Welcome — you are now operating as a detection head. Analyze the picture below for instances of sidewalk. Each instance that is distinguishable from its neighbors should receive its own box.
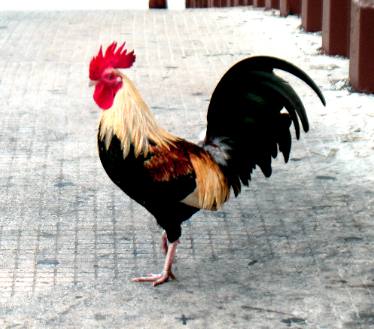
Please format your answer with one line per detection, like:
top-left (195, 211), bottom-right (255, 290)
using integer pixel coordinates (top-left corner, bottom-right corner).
top-left (0, 7), bottom-right (373, 328)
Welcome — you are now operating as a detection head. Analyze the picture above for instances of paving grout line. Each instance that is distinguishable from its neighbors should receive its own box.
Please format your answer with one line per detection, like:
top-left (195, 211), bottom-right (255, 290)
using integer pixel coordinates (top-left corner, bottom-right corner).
top-left (11, 229), bottom-right (22, 297)
top-left (31, 225), bottom-right (41, 296)
top-left (111, 189), bottom-right (119, 280)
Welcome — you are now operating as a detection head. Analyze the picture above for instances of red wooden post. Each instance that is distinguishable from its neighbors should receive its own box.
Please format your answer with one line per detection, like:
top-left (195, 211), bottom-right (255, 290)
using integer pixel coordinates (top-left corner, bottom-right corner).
top-left (186, 0), bottom-right (254, 6)
top-left (280, 1), bottom-right (289, 16)
top-left (349, 0), bottom-right (374, 93)
top-left (301, 0), bottom-right (322, 32)
top-left (254, 0), bottom-right (265, 7)
top-left (280, 0), bottom-right (301, 16)
top-left (149, 0), bottom-right (167, 8)
top-left (265, 0), bottom-right (279, 9)
top-left (290, 0), bottom-right (301, 14)
top-left (322, 0), bottom-right (350, 56)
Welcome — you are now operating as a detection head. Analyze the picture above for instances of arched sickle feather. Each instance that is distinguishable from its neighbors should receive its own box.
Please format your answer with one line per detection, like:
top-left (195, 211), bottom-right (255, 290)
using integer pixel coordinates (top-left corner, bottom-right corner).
top-left (227, 56), bottom-right (326, 107)
top-left (252, 71), bottom-right (309, 137)
top-left (249, 71), bottom-right (304, 138)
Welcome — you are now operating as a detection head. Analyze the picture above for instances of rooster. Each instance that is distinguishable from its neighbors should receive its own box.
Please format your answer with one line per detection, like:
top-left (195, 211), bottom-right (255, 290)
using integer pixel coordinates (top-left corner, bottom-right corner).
top-left (88, 42), bottom-right (325, 286)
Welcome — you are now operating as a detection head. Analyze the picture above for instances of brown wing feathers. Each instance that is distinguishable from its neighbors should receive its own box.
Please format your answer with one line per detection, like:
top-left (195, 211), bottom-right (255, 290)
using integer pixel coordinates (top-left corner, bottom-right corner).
top-left (145, 141), bottom-right (230, 210)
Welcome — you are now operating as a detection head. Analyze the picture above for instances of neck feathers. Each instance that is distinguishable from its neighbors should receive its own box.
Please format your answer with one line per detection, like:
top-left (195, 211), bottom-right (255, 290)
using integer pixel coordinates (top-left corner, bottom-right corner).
top-left (99, 75), bottom-right (177, 157)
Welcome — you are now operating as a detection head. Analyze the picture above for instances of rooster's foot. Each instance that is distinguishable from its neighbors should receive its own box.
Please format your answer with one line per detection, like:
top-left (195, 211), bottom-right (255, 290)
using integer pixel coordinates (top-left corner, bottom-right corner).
top-left (131, 271), bottom-right (176, 286)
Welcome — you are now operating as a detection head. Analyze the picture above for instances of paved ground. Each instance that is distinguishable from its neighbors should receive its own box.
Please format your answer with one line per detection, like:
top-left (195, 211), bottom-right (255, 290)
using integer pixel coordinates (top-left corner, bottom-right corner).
top-left (0, 7), bottom-right (373, 329)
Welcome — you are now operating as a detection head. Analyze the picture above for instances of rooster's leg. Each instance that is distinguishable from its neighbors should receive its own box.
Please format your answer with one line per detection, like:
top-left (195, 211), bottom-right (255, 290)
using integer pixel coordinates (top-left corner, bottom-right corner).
top-left (161, 231), bottom-right (168, 255)
top-left (131, 239), bottom-right (179, 286)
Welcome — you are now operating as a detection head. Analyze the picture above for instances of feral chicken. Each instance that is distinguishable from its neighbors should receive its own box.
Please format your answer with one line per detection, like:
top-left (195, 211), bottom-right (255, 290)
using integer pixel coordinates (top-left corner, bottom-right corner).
top-left (88, 42), bottom-right (325, 286)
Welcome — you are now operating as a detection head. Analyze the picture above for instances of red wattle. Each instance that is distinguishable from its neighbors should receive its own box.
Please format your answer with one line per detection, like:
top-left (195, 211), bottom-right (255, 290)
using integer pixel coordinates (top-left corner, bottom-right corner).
top-left (93, 81), bottom-right (123, 110)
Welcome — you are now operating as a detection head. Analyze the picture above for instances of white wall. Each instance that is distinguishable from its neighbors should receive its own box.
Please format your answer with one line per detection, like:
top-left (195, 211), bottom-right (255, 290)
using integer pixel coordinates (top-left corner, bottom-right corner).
top-left (0, 0), bottom-right (186, 10)
top-left (0, 0), bottom-right (150, 10)
top-left (167, 0), bottom-right (185, 10)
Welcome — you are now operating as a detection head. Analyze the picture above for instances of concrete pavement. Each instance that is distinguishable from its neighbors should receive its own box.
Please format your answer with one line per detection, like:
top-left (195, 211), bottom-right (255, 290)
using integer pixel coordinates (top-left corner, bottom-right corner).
top-left (0, 7), bottom-right (373, 328)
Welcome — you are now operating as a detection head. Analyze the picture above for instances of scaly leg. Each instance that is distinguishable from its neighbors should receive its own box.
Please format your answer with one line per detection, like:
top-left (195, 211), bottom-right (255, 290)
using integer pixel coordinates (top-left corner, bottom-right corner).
top-left (161, 231), bottom-right (168, 255)
top-left (131, 238), bottom-right (179, 286)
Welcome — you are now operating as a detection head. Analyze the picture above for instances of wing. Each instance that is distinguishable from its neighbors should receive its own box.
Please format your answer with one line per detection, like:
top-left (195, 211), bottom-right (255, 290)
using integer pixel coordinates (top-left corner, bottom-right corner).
top-left (144, 140), bottom-right (229, 210)
top-left (204, 56), bottom-right (326, 196)
top-left (143, 140), bottom-right (198, 202)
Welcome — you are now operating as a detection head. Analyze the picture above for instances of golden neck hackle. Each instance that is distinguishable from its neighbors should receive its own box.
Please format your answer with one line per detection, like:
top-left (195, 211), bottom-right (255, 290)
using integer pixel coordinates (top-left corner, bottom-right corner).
top-left (99, 74), bottom-right (178, 158)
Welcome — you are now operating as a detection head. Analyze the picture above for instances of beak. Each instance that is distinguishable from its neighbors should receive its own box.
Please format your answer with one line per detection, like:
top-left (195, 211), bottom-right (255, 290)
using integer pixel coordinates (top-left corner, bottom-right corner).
top-left (89, 80), bottom-right (98, 87)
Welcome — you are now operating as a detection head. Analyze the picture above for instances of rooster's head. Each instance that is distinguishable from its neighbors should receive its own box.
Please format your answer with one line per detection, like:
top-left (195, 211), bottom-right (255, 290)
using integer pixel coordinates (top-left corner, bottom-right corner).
top-left (89, 41), bottom-right (136, 110)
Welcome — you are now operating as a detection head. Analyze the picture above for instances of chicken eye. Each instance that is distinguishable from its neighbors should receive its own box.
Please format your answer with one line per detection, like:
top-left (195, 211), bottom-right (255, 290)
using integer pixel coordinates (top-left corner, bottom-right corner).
top-left (102, 71), bottom-right (122, 85)
top-left (103, 72), bottom-right (115, 80)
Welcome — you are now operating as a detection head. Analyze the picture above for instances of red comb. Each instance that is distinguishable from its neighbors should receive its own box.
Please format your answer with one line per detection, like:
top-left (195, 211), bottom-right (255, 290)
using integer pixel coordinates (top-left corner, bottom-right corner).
top-left (89, 42), bottom-right (136, 80)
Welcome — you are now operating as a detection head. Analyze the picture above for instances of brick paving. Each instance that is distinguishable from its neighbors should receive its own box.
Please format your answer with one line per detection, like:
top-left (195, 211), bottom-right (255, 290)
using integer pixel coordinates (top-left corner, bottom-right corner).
top-left (0, 7), bottom-right (373, 329)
